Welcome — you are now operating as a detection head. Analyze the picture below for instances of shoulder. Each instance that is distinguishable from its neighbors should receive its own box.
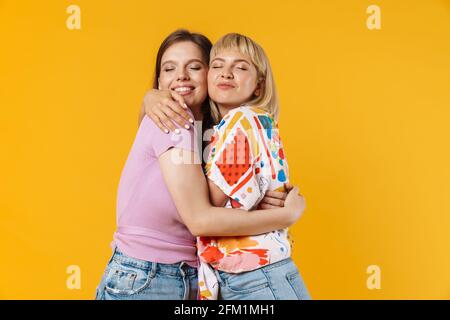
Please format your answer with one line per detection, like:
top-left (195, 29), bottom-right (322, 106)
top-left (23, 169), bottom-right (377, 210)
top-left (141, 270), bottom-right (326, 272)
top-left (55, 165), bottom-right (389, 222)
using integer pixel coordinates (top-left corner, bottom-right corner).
top-left (141, 114), bottom-right (197, 157)
top-left (216, 106), bottom-right (273, 131)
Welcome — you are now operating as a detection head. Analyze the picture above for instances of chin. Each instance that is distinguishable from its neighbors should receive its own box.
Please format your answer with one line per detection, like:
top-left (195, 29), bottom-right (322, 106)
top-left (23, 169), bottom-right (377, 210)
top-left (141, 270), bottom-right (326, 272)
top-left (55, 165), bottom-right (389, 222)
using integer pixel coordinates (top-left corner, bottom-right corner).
top-left (213, 95), bottom-right (234, 105)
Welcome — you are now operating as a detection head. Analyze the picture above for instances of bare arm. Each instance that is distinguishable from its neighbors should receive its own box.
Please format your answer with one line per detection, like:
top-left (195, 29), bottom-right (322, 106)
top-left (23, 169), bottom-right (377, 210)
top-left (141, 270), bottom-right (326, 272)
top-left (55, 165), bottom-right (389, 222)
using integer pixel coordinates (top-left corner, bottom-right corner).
top-left (208, 171), bottom-right (293, 209)
top-left (159, 148), bottom-right (305, 237)
top-left (207, 179), bottom-right (228, 207)
top-left (258, 184), bottom-right (293, 209)
top-left (207, 169), bottom-right (293, 209)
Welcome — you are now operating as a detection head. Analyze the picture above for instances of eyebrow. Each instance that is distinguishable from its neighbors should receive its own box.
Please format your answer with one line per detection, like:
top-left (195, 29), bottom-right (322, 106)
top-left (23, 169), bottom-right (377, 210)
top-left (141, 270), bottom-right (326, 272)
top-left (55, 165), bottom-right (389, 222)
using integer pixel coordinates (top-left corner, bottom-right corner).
top-left (211, 58), bottom-right (251, 65)
top-left (161, 59), bottom-right (205, 67)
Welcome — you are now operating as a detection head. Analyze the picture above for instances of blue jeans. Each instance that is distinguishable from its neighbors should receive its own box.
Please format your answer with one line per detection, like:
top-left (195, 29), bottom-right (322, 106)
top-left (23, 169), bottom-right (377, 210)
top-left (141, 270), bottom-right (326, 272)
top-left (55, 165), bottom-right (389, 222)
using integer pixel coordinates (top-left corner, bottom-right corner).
top-left (95, 247), bottom-right (198, 300)
top-left (214, 258), bottom-right (311, 300)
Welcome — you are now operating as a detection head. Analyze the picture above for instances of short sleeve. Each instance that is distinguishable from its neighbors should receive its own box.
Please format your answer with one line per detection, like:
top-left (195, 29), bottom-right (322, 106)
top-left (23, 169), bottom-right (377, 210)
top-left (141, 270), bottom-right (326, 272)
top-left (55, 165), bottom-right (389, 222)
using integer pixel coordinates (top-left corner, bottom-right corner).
top-left (206, 108), bottom-right (263, 210)
top-left (142, 112), bottom-right (198, 158)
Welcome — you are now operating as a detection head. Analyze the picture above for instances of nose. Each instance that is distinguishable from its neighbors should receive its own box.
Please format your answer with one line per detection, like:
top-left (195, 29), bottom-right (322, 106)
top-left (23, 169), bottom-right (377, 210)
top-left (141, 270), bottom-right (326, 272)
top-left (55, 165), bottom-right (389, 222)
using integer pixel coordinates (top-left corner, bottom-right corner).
top-left (176, 68), bottom-right (190, 81)
top-left (220, 67), bottom-right (233, 79)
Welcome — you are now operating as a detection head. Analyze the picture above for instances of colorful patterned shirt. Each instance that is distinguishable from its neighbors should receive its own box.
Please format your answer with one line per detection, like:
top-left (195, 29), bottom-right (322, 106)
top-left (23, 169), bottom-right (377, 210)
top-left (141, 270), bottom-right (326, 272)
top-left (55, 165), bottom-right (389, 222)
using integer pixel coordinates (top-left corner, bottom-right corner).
top-left (198, 106), bottom-right (292, 300)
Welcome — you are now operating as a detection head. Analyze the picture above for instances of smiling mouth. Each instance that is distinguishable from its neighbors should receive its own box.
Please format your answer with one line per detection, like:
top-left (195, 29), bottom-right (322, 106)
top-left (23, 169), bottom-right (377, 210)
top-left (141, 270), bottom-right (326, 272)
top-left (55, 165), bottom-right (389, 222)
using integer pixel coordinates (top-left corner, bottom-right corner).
top-left (172, 86), bottom-right (195, 95)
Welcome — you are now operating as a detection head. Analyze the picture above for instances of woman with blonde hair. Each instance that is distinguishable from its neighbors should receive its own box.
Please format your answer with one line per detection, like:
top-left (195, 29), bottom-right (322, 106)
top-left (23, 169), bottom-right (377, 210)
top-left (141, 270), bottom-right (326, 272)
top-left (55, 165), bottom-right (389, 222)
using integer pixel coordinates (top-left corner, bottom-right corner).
top-left (195, 33), bottom-right (311, 300)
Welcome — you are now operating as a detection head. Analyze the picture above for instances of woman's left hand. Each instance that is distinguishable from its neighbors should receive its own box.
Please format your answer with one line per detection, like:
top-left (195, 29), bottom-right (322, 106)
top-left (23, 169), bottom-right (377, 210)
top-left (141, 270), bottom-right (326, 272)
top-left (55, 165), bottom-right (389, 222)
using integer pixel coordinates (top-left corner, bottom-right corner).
top-left (257, 183), bottom-right (294, 209)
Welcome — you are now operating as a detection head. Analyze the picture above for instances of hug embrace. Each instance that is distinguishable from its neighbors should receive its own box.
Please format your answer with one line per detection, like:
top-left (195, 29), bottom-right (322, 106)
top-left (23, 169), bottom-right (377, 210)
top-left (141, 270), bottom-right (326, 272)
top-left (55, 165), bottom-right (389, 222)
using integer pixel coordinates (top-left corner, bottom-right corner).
top-left (95, 29), bottom-right (311, 300)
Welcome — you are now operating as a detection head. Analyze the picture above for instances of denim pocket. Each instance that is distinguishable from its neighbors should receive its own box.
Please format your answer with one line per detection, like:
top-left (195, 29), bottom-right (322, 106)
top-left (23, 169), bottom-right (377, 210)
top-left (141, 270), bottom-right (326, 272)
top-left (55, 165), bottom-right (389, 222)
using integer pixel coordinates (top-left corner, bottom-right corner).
top-left (286, 270), bottom-right (309, 300)
top-left (221, 269), bottom-right (269, 294)
top-left (104, 260), bottom-right (153, 296)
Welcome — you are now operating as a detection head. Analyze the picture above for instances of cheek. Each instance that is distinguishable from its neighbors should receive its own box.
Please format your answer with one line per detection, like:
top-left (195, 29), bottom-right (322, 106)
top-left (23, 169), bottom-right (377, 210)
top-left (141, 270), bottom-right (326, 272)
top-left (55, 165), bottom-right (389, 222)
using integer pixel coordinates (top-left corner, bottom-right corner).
top-left (197, 84), bottom-right (208, 101)
top-left (207, 69), bottom-right (216, 83)
top-left (207, 72), bottom-right (216, 93)
top-left (237, 74), bottom-right (257, 94)
top-left (193, 71), bottom-right (208, 95)
top-left (158, 73), bottom-right (172, 90)
top-left (207, 83), bottom-right (217, 100)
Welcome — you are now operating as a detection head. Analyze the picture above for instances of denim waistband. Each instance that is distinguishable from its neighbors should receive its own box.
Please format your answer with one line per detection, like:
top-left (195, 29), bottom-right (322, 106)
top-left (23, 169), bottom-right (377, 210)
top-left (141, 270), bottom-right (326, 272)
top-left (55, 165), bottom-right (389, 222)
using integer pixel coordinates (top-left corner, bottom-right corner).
top-left (111, 247), bottom-right (197, 277)
top-left (214, 257), bottom-right (294, 282)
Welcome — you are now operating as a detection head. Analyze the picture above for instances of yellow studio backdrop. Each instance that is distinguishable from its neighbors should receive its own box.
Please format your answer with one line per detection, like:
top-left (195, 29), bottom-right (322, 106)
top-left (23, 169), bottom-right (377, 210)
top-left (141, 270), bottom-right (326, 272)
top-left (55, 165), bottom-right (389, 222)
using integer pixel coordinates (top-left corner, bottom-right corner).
top-left (0, 0), bottom-right (449, 299)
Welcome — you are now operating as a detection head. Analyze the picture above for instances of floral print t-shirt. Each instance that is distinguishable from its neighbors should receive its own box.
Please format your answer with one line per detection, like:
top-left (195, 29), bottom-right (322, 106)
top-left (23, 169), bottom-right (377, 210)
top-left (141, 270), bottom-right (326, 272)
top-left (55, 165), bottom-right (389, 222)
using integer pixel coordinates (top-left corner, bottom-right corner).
top-left (198, 106), bottom-right (292, 300)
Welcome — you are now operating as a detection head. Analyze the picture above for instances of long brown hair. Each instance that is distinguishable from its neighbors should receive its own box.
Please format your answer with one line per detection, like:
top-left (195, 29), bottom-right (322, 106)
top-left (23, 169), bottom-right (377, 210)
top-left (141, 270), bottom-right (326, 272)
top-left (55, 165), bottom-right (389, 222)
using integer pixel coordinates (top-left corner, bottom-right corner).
top-left (152, 29), bottom-right (215, 165)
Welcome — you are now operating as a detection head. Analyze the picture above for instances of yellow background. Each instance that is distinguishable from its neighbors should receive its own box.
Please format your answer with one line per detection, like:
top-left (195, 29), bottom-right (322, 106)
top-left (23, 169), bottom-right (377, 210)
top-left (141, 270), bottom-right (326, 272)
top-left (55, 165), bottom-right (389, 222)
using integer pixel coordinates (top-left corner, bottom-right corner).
top-left (1, 0), bottom-right (449, 299)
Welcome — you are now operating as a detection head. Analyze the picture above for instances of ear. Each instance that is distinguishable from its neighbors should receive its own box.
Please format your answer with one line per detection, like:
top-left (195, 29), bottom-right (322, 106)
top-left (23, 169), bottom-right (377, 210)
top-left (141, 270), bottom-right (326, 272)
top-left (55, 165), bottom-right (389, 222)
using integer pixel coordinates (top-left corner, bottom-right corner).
top-left (254, 78), bottom-right (264, 97)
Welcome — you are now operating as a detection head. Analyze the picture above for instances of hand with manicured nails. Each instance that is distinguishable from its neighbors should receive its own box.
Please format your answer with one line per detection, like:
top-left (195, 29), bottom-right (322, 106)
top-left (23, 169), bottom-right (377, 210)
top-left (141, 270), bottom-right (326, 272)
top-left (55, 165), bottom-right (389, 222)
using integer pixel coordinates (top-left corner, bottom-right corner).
top-left (140, 89), bottom-right (194, 133)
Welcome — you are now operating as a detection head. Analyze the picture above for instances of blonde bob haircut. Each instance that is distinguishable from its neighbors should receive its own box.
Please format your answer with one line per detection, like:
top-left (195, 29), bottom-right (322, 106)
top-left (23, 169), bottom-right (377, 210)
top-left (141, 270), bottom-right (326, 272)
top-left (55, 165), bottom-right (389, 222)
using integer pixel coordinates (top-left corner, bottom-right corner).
top-left (209, 33), bottom-right (279, 123)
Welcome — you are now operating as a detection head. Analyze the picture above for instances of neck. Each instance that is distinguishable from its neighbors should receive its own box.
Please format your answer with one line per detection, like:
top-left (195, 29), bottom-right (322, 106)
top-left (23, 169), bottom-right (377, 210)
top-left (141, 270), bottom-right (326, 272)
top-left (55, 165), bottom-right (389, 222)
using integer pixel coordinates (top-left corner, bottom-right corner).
top-left (217, 103), bottom-right (240, 120)
top-left (190, 104), bottom-right (203, 121)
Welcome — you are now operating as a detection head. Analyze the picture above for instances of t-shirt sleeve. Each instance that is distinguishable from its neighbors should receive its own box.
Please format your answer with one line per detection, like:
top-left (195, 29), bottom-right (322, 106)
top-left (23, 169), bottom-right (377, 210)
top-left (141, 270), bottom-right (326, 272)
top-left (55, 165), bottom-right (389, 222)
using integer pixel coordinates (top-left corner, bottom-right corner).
top-left (205, 109), bottom-right (262, 210)
top-left (142, 112), bottom-right (198, 158)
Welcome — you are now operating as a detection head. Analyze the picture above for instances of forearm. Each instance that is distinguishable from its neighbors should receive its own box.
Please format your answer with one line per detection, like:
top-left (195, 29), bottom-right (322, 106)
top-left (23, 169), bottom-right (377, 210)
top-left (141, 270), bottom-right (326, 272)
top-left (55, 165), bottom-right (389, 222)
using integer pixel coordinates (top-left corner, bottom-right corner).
top-left (195, 205), bottom-right (292, 237)
top-left (159, 150), bottom-right (294, 237)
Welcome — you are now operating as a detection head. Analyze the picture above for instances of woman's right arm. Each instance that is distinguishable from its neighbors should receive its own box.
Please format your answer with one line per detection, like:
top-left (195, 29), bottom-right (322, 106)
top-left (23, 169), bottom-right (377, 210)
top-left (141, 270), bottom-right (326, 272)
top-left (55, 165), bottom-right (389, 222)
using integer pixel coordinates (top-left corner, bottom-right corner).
top-left (158, 148), bottom-right (305, 237)
top-left (139, 89), bottom-right (194, 132)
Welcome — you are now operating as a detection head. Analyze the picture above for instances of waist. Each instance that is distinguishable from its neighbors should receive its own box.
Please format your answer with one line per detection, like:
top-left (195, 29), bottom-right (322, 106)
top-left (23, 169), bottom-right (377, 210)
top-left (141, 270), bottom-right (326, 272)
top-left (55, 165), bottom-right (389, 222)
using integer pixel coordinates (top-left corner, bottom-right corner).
top-left (114, 225), bottom-right (198, 267)
top-left (197, 229), bottom-right (291, 273)
top-left (111, 247), bottom-right (197, 276)
top-left (117, 225), bottom-right (196, 246)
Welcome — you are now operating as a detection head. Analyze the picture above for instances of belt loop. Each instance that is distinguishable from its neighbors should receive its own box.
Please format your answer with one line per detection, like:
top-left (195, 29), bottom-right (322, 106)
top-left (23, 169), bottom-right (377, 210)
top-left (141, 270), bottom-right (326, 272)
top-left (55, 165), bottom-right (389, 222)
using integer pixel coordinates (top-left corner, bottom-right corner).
top-left (150, 261), bottom-right (157, 278)
top-left (179, 262), bottom-right (189, 300)
top-left (107, 245), bottom-right (118, 265)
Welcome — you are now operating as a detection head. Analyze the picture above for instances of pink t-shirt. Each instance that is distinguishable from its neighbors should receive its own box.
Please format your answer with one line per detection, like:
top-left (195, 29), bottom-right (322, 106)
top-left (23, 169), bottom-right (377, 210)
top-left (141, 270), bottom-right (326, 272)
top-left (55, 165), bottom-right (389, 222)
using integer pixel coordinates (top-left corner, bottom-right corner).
top-left (111, 114), bottom-right (199, 267)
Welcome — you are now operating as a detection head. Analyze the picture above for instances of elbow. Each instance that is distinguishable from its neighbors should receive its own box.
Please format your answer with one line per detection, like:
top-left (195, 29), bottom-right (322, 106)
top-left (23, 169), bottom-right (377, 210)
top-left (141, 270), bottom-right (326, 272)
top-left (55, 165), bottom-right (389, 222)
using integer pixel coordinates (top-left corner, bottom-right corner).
top-left (182, 205), bottom-right (216, 237)
top-left (187, 212), bottom-right (214, 237)
top-left (185, 218), bottom-right (206, 237)
top-left (187, 224), bottom-right (202, 237)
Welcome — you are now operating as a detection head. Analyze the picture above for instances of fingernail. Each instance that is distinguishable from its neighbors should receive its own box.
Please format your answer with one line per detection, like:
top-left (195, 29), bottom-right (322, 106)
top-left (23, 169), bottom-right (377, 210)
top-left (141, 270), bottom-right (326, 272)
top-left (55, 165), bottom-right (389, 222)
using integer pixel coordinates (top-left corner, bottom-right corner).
top-left (164, 129), bottom-right (169, 134)
top-left (183, 103), bottom-right (188, 109)
top-left (175, 128), bottom-right (180, 134)
top-left (185, 125), bottom-right (190, 130)
top-left (189, 118), bottom-right (194, 123)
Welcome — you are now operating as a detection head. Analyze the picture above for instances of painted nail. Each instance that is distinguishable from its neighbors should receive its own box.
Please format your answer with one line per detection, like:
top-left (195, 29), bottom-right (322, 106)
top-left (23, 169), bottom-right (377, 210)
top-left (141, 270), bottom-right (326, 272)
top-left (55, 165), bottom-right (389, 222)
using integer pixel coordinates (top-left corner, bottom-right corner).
top-left (175, 128), bottom-right (180, 134)
top-left (185, 125), bottom-right (190, 130)
top-left (183, 103), bottom-right (188, 109)
top-left (189, 118), bottom-right (194, 123)
top-left (164, 129), bottom-right (169, 134)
